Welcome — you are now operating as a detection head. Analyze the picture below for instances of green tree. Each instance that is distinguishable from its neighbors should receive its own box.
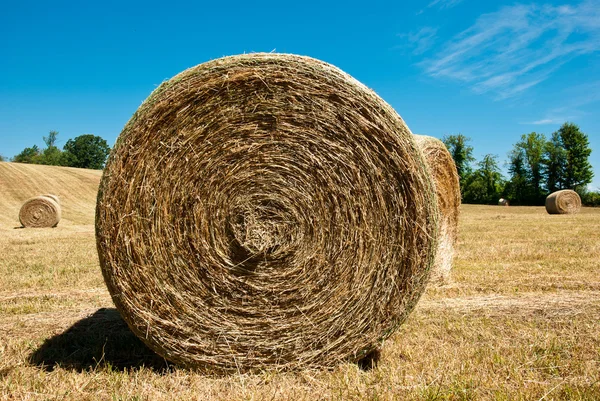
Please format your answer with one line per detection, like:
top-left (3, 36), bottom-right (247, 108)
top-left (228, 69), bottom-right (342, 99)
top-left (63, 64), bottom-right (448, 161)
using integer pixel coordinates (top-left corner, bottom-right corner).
top-left (12, 131), bottom-right (66, 166)
top-left (37, 131), bottom-right (67, 166)
top-left (43, 130), bottom-right (59, 148)
top-left (544, 131), bottom-right (566, 193)
top-left (505, 147), bottom-right (529, 205)
top-left (557, 122), bottom-right (593, 190)
top-left (506, 132), bottom-right (547, 204)
top-left (579, 187), bottom-right (600, 207)
top-left (39, 145), bottom-right (68, 166)
top-left (463, 154), bottom-right (505, 204)
top-left (521, 132), bottom-right (546, 201)
top-left (0, 154), bottom-right (5, 162)
top-left (63, 134), bottom-right (110, 169)
top-left (12, 145), bottom-right (41, 163)
top-left (442, 134), bottom-right (475, 188)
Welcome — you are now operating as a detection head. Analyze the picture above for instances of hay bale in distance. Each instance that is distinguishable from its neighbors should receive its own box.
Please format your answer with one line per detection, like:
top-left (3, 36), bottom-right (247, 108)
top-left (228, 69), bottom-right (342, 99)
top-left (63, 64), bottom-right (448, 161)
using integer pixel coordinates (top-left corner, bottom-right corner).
top-left (498, 198), bottom-right (509, 206)
top-left (96, 53), bottom-right (439, 372)
top-left (413, 135), bottom-right (461, 284)
top-left (19, 195), bottom-right (61, 228)
top-left (545, 190), bottom-right (581, 214)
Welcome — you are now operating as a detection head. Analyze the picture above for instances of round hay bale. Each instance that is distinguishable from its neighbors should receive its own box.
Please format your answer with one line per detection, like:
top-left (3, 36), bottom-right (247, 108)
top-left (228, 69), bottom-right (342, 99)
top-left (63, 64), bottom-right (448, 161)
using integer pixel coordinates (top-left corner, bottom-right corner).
top-left (413, 135), bottom-right (460, 284)
top-left (19, 196), bottom-right (61, 228)
top-left (96, 53), bottom-right (439, 372)
top-left (498, 198), bottom-right (509, 206)
top-left (42, 194), bottom-right (60, 205)
top-left (545, 190), bottom-right (581, 214)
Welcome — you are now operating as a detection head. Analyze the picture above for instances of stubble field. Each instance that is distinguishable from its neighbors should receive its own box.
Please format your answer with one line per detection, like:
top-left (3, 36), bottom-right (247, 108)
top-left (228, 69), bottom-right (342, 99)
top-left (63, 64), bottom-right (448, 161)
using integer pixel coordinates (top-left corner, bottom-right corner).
top-left (1, 162), bottom-right (599, 400)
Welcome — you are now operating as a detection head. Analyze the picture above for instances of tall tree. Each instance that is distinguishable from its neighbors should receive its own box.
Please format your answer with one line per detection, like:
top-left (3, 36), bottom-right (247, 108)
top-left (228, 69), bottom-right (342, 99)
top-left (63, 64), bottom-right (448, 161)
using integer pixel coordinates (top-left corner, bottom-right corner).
top-left (520, 132), bottom-right (546, 200)
top-left (37, 130), bottom-right (67, 165)
top-left (506, 147), bottom-right (529, 205)
top-left (557, 123), bottom-right (593, 190)
top-left (463, 154), bottom-right (505, 204)
top-left (63, 134), bottom-right (110, 169)
top-left (544, 131), bottom-right (566, 193)
top-left (506, 132), bottom-right (547, 204)
top-left (442, 134), bottom-right (475, 188)
top-left (43, 130), bottom-right (59, 148)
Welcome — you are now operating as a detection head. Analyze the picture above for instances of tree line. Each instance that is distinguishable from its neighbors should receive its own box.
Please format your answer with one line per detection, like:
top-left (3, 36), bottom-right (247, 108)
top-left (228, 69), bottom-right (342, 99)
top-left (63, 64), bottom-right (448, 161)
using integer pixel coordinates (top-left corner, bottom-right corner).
top-left (4, 125), bottom-right (596, 205)
top-left (443, 122), bottom-right (598, 206)
top-left (10, 131), bottom-right (110, 170)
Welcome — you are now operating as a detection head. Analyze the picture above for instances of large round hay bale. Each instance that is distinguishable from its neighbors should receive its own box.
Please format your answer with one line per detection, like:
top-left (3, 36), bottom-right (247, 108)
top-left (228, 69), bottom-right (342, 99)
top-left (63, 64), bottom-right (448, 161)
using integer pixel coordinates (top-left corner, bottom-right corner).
top-left (19, 196), bottom-right (61, 228)
top-left (498, 198), bottom-right (509, 206)
top-left (545, 190), bottom-right (581, 214)
top-left (413, 135), bottom-right (460, 284)
top-left (96, 53), bottom-right (439, 372)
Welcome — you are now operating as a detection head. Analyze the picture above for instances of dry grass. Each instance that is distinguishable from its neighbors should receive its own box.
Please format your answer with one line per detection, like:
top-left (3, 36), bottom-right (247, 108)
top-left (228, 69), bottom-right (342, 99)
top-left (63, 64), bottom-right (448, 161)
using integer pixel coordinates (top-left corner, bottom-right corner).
top-left (1, 164), bottom-right (600, 400)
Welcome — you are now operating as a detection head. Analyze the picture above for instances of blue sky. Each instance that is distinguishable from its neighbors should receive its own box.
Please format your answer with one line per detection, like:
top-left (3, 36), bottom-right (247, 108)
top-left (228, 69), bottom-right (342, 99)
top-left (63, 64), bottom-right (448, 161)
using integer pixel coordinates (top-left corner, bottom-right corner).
top-left (1, 0), bottom-right (599, 189)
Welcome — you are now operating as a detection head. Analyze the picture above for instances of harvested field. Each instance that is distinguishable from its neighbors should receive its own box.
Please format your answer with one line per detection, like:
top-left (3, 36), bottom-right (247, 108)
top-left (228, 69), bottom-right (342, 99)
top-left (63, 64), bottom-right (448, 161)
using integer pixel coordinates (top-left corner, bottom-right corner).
top-left (1, 163), bottom-right (599, 400)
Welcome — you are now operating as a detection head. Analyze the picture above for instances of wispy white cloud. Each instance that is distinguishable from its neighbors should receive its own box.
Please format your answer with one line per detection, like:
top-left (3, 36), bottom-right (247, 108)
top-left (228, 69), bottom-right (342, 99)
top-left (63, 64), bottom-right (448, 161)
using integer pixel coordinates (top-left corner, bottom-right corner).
top-left (428, 0), bottom-right (465, 10)
top-left (418, 0), bottom-right (600, 99)
top-left (527, 118), bottom-right (568, 125)
top-left (397, 27), bottom-right (438, 55)
top-left (416, 0), bottom-right (464, 14)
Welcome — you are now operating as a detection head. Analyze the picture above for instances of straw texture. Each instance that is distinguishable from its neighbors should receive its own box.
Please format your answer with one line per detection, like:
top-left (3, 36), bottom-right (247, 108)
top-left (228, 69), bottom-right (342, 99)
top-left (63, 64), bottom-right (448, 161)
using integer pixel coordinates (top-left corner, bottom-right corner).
top-left (19, 196), bottom-right (61, 228)
top-left (96, 53), bottom-right (439, 373)
top-left (413, 135), bottom-right (460, 284)
top-left (545, 190), bottom-right (581, 214)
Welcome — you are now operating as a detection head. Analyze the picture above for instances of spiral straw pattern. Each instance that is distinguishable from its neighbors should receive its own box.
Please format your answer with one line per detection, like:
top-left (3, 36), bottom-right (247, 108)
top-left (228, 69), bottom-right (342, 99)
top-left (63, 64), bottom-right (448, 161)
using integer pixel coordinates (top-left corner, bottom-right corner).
top-left (96, 53), bottom-right (439, 372)
top-left (19, 196), bottom-right (61, 228)
top-left (546, 190), bottom-right (581, 214)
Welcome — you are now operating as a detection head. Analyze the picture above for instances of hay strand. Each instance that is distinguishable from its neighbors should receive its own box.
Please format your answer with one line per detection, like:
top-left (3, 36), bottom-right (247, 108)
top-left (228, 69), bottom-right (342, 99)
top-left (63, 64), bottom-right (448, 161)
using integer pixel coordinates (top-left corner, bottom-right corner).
top-left (413, 135), bottom-right (461, 284)
top-left (545, 190), bottom-right (581, 214)
top-left (19, 196), bottom-right (61, 228)
top-left (96, 53), bottom-right (439, 372)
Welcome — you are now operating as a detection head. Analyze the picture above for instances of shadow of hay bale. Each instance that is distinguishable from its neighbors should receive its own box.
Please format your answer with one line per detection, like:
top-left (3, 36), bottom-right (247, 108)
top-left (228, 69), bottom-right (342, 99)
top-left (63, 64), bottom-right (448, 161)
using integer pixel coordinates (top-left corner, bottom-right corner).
top-left (28, 308), bottom-right (171, 373)
top-left (26, 308), bottom-right (384, 374)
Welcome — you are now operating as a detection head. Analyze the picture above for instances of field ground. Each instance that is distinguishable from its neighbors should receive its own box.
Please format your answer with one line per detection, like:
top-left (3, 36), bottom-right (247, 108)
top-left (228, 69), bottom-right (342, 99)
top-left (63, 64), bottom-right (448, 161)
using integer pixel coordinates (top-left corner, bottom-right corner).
top-left (1, 162), bottom-right (599, 400)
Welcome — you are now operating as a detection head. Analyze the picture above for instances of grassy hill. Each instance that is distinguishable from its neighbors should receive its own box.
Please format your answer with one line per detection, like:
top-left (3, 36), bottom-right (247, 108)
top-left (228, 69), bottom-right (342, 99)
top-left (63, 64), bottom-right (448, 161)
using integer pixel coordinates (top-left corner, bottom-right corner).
top-left (0, 162), bottom-right (102, 228)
